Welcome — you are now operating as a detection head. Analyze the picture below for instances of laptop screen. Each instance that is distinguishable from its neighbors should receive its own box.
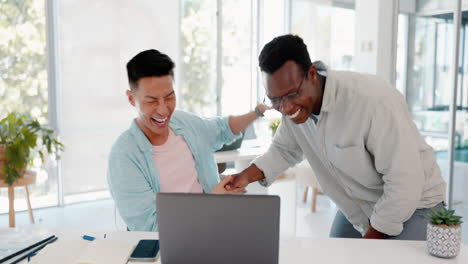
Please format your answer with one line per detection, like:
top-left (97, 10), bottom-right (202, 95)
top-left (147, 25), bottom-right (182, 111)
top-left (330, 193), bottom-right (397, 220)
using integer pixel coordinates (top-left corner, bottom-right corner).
top-left (157, 193), bottom-right (280, 264)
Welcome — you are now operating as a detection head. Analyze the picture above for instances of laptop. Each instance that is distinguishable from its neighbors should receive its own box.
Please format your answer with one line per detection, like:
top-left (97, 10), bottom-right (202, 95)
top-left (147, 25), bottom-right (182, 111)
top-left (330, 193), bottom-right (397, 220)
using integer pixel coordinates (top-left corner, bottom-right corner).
top-left (156, 193), bottom-right (280, 264)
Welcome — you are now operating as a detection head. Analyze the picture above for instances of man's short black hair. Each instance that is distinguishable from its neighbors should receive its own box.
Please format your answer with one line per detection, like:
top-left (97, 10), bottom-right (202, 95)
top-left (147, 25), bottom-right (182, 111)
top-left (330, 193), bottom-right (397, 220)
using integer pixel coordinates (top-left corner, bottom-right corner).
top-left (126, 49), bottom-right (175, 90)
top-left (259, 34), bottom-right (312, 76)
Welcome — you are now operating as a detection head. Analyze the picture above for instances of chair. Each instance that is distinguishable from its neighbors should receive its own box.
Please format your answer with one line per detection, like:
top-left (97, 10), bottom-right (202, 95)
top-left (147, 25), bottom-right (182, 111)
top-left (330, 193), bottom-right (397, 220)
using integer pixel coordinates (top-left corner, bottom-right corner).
top-left (288, 160), bottom-right (322, 213)
top-left (216, 124), bottom-right (256, 174)
top-left (0, 170), bottom-right (36, 227)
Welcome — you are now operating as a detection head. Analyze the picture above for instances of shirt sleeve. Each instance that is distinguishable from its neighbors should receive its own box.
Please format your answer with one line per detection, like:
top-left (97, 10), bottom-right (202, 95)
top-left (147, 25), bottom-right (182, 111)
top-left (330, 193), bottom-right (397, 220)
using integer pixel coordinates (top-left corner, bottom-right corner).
top-left (107, 152), bottom-right (157, 232)
top-left (366, 97), bottom-right (425, 236)
top-left (253, 118), bottom-right (303, 186)
top-left (201, 116), bottom-right (242, 151)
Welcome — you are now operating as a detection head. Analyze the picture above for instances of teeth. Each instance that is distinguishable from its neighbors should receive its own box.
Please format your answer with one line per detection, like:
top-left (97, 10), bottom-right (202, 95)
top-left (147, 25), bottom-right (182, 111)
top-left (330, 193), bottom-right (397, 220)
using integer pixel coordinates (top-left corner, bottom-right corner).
top-left (287, 109), bottom-right (300, 119)
top-left (152, 117), bottom-right (167, 122)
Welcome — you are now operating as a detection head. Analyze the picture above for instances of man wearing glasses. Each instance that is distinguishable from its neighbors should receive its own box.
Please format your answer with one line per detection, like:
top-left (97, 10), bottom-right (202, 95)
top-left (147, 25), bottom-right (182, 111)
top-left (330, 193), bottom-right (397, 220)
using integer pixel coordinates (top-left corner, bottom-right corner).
top-left (228, 34), bottom-right (446, 240)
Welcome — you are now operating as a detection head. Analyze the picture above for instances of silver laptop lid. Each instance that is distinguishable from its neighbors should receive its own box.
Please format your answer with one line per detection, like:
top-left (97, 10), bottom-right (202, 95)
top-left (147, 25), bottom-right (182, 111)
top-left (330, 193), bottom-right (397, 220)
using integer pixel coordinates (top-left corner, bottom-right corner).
top-left (157, 193), bottom-right (280, 264)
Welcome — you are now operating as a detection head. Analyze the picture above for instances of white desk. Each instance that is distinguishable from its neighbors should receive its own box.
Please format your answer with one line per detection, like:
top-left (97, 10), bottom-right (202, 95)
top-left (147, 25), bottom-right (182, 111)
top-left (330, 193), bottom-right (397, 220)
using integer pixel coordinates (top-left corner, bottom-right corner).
top-left (7, 228), bottom-right (467, 264)
top-left (279, 237), bottom-right (467, 264)
top-left (214, 144), bottom-right (268, 170)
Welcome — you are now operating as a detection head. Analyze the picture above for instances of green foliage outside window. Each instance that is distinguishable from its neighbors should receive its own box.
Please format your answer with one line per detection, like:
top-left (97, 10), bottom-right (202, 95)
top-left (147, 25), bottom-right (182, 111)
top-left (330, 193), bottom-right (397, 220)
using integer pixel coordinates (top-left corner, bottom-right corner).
top-left (0, 0), bottom-right (48, 122)
top-left (180, 0), bottom-right (216, 115)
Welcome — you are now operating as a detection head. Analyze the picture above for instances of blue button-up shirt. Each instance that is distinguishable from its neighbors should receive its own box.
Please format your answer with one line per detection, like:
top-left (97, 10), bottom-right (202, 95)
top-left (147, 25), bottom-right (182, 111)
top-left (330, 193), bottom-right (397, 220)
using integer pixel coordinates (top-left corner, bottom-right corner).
top-left (107, 110), bottom-right (240, 231)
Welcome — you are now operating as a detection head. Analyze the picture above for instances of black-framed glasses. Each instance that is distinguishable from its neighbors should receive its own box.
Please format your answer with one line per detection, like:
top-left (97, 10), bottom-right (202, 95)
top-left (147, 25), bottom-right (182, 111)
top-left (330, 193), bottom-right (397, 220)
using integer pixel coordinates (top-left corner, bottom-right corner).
top-left (264, 77), bottom-right (305, 109)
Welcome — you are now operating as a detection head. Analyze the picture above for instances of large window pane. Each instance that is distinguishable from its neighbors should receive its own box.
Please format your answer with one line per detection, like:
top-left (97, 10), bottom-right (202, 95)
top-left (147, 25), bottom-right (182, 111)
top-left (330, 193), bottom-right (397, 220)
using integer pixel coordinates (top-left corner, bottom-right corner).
top-left (291, 0), bottom-right (355, 70)
top-left (57, 0), bottom-right (179, 202)
top-left (399, 8), bottom-right (468, 241)
top-left (257, 0), bottom-right (285, 115)
top-left (406, 15), bottom-right (452, 183)
top-left (0, 0), bottom-right (58, 213)
top-left (454, 4), bottom-right (468, 242)
top-left (180, 0), bottom-right (217, 116)
top-left (221, 0), bottom-right (253, 115)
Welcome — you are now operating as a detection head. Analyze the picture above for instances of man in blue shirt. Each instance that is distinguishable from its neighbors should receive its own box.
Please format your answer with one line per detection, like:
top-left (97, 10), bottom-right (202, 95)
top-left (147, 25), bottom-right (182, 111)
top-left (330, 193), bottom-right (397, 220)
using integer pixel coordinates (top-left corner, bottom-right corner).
top-left (107, 49), bottom-right (268, 231)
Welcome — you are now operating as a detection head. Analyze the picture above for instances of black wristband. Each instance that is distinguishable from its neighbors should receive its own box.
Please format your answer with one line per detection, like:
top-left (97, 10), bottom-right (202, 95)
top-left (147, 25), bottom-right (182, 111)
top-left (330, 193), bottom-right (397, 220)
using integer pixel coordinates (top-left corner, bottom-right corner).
top-left (254, 106), bottom-right (264, 117)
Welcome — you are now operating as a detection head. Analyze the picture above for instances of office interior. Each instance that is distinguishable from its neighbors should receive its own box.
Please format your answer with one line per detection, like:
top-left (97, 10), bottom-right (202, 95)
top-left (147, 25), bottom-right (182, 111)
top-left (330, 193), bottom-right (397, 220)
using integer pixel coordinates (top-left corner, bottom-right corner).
top-left (1, 0), bottom-right (468, 248)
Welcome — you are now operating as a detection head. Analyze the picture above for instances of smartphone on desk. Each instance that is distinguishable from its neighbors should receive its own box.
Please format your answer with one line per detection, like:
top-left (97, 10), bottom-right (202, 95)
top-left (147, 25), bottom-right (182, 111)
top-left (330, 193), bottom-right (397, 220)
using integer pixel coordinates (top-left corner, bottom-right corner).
top-left (128, 239), bottom-right (159, 262)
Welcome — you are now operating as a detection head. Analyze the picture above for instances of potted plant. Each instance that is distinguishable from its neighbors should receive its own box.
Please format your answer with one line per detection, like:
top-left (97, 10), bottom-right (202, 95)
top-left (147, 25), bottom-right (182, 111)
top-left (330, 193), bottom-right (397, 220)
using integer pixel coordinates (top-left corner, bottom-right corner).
top-left (269, 119), bottom-right (281, 137)
top-left (427, 206), bottom-right (463, 258)
top-left (0, 112), bottom-right (64, 185)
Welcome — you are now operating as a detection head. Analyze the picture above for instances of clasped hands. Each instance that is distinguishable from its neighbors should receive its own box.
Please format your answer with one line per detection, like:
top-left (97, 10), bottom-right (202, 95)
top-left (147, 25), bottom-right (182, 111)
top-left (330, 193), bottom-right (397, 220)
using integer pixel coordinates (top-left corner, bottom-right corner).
top-left (211, 173), bottom-right (249, 194)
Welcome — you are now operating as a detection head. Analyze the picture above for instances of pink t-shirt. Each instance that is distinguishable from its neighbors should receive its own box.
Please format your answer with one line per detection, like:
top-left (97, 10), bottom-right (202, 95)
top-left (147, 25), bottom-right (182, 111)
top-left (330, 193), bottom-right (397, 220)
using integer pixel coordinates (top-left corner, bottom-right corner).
top-left (153, 129), bottom-right (203, 193)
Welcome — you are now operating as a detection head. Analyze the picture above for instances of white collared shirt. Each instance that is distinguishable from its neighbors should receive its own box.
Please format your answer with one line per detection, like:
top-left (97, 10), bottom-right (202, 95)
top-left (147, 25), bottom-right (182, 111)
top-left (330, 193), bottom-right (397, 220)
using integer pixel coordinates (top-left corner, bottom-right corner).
top-left (254, 70), bottom-right (446, 236)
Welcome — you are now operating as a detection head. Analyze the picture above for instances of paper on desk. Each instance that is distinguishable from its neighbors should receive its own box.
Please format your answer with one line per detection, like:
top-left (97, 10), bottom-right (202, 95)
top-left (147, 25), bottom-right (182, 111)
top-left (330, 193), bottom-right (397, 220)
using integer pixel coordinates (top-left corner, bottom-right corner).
top-left (0, 228), bottom-right (53, 261)
top-left (30, 238), bottom-right (134, 264)
top-left (29, 239), bottom-right (87, 264)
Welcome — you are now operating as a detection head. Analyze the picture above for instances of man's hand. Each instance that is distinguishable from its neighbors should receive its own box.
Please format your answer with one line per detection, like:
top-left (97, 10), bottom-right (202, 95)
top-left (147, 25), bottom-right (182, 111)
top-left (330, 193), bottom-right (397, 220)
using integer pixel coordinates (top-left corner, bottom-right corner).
top-left (211, 175), bottom-right (245, 194)
top-left (225, 164), bottom-right (265, 191)
top-left (225, 172), bottom-right (250, 191)
top-left (363, 225), bottom-right (387, 239)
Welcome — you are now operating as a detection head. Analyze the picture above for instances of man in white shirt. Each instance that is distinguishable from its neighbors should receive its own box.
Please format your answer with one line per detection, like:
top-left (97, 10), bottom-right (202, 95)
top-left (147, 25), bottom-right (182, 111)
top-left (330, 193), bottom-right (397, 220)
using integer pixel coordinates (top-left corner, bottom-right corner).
top-left (228, 34), bottom-right (446, 240)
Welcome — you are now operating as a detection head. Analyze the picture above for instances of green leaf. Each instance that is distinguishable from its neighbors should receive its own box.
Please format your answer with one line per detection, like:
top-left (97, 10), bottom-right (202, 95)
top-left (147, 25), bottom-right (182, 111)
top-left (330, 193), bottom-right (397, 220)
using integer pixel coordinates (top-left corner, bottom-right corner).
top-left (429, 206), bottom-right (463, 225)
top-left (0, 111), bottom-right (64, 185)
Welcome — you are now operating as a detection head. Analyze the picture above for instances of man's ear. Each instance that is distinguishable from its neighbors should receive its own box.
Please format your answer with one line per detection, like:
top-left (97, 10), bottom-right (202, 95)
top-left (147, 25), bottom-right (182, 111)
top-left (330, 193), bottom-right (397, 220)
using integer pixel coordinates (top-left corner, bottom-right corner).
top-left (126, 90), bottom-right (135, 106)
top-left (308, 65), bottom-right (318, 81)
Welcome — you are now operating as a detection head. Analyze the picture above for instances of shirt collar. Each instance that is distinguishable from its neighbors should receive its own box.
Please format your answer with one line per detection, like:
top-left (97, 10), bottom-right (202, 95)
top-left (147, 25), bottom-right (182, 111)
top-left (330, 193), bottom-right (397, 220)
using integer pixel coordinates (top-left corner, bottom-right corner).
top-left (130, 120), bottom-right (153, 152)
top-left (319, 70), bottom-right (336, 114)
top-left (129, 111), bottom-right (186, 152)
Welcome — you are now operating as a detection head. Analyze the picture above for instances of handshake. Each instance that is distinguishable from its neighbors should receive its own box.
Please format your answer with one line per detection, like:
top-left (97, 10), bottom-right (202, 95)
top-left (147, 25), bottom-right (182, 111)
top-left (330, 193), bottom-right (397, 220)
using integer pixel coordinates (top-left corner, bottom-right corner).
top-left (211, 173), bottom-right (250, 194)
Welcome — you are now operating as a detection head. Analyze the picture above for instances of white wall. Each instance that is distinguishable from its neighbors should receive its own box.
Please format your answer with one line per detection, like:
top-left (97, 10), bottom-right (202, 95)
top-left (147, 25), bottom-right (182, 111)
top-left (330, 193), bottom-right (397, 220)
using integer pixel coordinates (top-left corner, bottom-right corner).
top-left (354, 0), bottom-right (379, 75)
top-left (354, 0), bottom-right (398, 83)
top-left (400, 0), bottom-right (416, 14)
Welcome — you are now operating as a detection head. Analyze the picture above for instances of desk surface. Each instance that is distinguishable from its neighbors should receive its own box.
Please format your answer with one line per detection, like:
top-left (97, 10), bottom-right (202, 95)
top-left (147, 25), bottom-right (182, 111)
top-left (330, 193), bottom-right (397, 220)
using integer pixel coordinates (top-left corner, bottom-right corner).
top-left (4, 228), bottom-right (466, 264)
top-left (214, 145), bottom-right (268, 163)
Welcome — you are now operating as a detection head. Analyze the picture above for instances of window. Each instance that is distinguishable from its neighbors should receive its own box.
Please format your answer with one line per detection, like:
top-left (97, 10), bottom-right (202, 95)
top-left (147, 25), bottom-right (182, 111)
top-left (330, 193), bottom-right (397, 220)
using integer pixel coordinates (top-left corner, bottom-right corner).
top-left (180, 0), bottom-right (285, 117)
top-left (221, 0), bottom-right (255, 115)
top-left (290, 0), bottom-right (355, 71)
top-left (56, 0), bottom-right (179, 203)
top-left (0, 0), bottom-right (60, 213)
top-left (0, 0), bottom-right (49, 122)
top-left (180, 0), bottom-right (217, 116)
top-left (398, 7), bottom-right (468, 225)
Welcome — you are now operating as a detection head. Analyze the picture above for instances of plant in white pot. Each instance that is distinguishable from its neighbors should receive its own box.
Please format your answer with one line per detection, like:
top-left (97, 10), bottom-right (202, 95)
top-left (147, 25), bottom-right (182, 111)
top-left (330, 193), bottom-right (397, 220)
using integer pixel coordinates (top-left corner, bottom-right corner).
top-left (427, 207), bottom-right (463, 258)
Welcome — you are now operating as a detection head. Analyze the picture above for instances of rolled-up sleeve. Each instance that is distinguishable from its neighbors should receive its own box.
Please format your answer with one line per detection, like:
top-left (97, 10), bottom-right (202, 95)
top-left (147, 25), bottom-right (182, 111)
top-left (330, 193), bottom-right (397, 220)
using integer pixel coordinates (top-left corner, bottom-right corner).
top-left (202, 116), bottom-right (242, 151)
top-left (366, 99), bottom-right (425, 236)
top-left (253, 118), bottom-right (303, 186)
top-left (107, 152), bottom-right (157, 232)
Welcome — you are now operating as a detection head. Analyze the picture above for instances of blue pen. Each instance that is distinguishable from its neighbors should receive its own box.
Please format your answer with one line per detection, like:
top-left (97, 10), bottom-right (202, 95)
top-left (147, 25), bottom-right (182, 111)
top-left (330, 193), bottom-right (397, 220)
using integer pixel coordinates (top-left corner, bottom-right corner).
top-left (82, 235), bottom-right (95, 241)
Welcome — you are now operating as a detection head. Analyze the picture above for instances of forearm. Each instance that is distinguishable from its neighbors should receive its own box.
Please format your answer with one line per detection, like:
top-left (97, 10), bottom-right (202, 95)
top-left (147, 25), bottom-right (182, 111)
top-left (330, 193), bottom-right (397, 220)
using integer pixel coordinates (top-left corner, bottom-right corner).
top-left (228, 111), bottom-right (258, 135)
top-left (243, 164), bottom-right (266, 183)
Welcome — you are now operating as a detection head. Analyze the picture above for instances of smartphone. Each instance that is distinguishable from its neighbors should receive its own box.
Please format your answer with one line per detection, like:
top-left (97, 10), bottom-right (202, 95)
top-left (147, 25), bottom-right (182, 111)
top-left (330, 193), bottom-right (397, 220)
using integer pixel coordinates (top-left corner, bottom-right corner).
top-left (128, 239), bottom-right (159, 262)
